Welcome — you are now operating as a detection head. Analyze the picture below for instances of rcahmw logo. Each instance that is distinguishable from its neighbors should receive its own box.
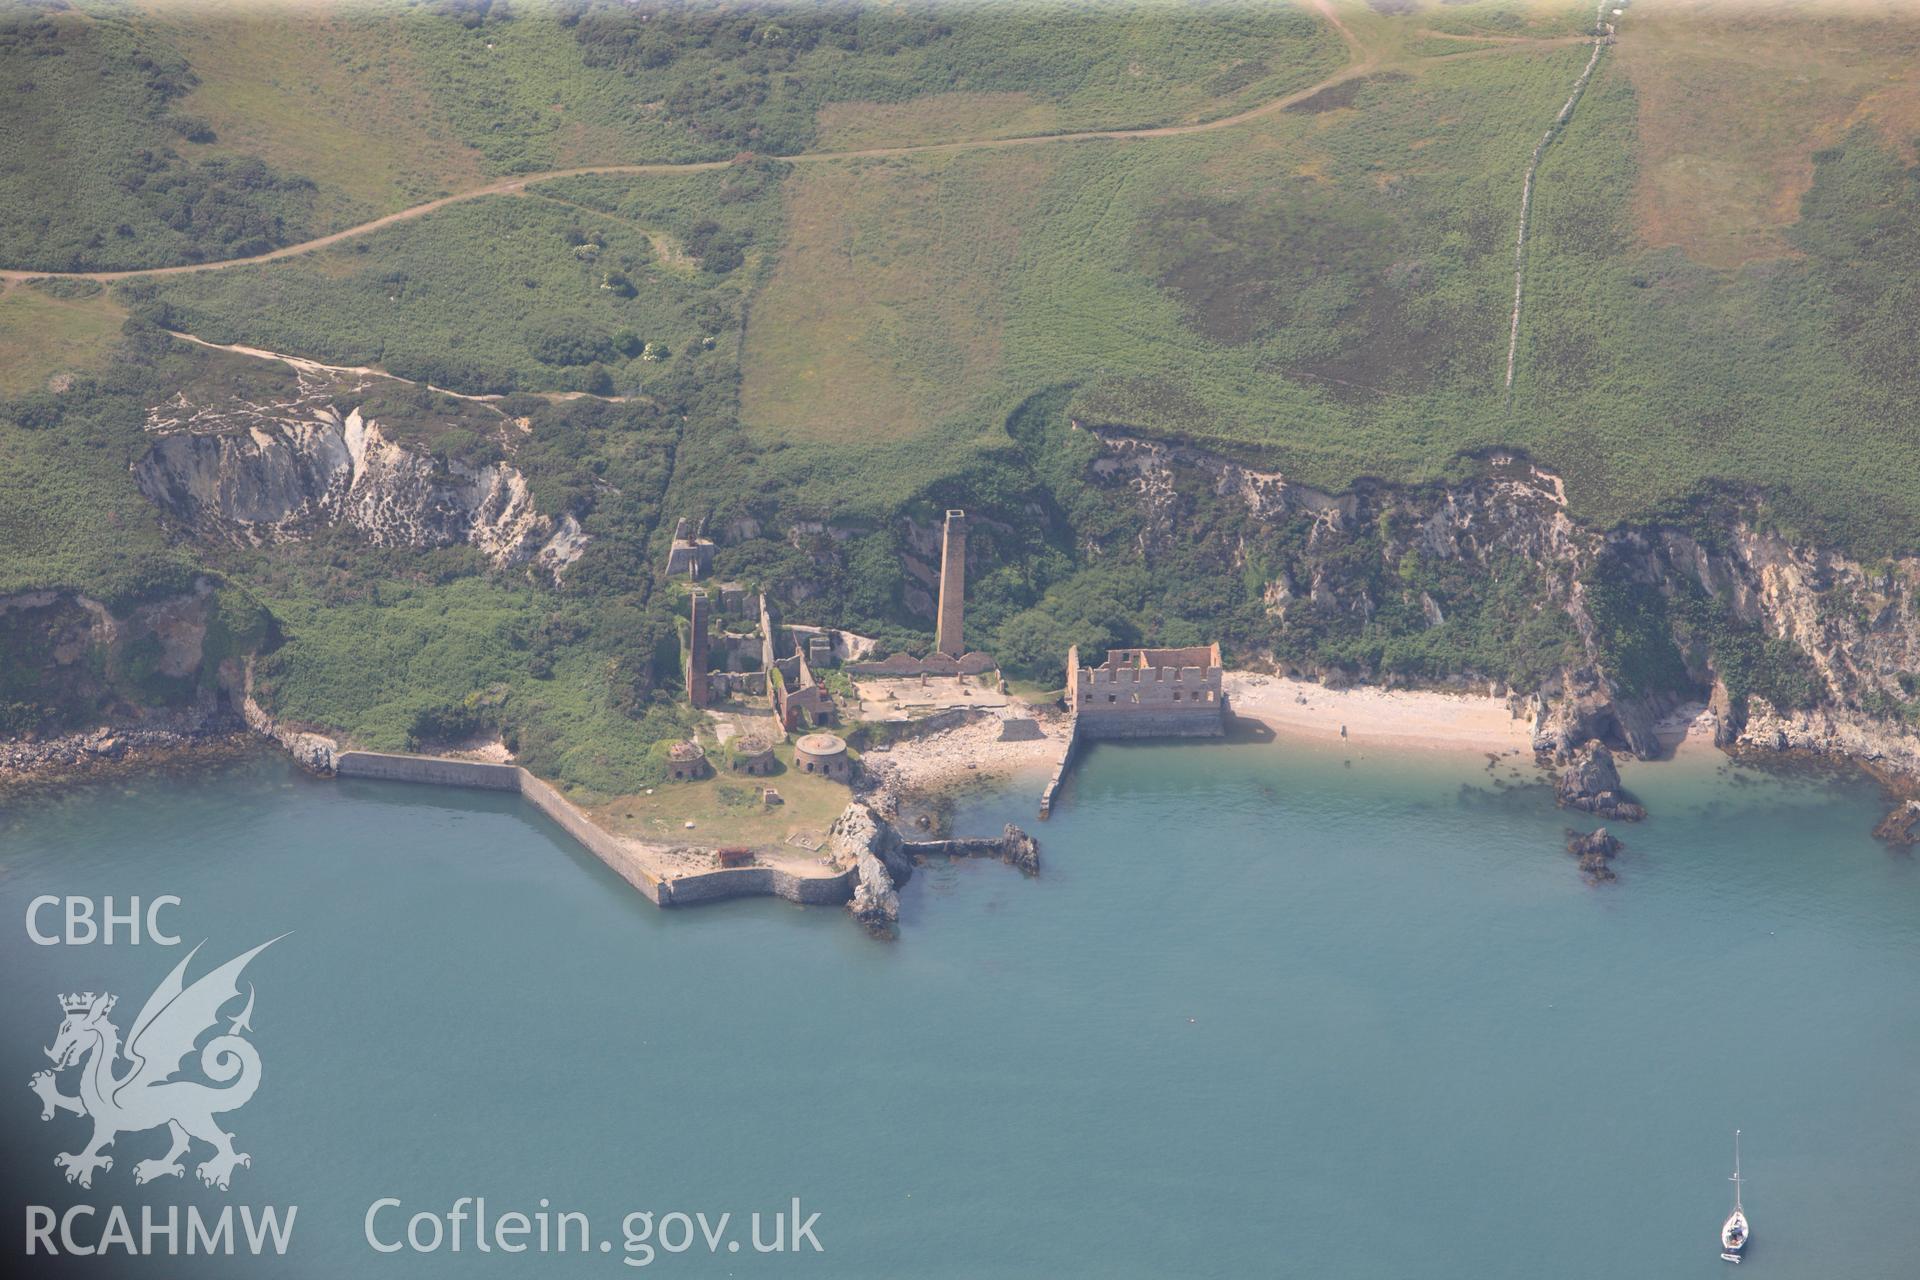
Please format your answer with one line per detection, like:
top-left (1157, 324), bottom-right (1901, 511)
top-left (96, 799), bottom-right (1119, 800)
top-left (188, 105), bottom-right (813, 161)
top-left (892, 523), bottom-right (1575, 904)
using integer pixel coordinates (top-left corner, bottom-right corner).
top-left (23, 924), bottom-right (298, 1260)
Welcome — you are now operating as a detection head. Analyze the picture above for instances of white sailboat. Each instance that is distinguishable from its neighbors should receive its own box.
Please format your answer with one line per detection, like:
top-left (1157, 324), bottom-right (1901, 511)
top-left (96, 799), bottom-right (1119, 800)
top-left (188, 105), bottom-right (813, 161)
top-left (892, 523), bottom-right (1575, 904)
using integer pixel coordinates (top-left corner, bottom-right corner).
top-left (1720, 1129), bottom-right (1749, 1263)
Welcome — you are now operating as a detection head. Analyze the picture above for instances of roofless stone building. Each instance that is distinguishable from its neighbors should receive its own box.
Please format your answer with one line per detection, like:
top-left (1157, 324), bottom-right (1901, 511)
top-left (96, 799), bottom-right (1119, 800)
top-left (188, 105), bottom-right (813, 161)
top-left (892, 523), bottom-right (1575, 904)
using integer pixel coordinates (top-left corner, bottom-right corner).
top-left (730, 736), bottom-right (776, 776)
top-left (664, 517), bottom-right (714, 579)
top-left (1067, 644), bottom-right (1225, 739)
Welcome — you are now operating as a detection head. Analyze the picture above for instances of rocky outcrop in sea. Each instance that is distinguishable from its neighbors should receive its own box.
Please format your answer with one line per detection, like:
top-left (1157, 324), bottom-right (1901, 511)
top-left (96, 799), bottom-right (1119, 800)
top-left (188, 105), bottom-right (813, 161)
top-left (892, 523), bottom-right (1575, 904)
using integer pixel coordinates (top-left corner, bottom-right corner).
top-left (0, 723), bottom-right (249, 782)
top-left (1555, 741), bottom-right (1646, 821)
top-left (831, 803), bottom-right (910, 936)
top-left (1565, 826), bottom-right (1621, 882)
top-left (1872, 800), bottom-right (1920, 848)
top-left (832, 802), bottom-right (1040, 936)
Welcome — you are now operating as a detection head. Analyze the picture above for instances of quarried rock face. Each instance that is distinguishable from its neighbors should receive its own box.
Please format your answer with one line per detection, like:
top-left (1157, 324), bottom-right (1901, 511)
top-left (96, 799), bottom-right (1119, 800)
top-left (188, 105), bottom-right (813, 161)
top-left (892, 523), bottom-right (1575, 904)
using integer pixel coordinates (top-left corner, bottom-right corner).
top-left (136, 394), bottom-right (585, 578)
top-left (0, 585), bottom-right (236, 737)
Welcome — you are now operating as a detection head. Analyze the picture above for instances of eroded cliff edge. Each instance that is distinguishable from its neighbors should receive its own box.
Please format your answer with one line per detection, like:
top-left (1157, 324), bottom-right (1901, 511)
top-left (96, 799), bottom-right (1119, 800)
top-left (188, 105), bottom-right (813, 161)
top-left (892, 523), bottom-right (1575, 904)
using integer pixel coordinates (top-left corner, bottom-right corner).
top-left (1085, 427), bottom-right (1920, 786)
top-left (2, 361), bottom-right (592, 771)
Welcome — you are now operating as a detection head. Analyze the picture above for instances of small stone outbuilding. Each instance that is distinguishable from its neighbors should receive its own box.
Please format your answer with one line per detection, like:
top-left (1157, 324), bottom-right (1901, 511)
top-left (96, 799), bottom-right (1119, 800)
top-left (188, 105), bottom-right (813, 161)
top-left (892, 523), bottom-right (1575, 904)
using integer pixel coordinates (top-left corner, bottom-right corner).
top-left (793, 732), bottom-right (852, 782)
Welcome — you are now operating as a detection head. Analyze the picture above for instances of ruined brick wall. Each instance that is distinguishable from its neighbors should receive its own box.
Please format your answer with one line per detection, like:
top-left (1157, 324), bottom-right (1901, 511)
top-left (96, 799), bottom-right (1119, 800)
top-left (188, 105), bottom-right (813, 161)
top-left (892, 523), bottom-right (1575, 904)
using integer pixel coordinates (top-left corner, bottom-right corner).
top-left (935, 509), bottom-right (967, 658)
top-left (686, 589), bottom-right (710, 709)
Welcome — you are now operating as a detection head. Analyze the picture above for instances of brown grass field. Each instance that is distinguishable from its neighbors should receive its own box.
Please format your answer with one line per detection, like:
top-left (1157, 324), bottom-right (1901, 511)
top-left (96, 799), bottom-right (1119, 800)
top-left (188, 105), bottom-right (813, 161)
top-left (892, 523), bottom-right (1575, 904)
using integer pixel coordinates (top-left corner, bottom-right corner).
top-left (138, 0), bottom-right (493, 227)
top-left (0, 285), bottom-right (126, 396)
top-left (586, 745), bottom-right (855, 852)
top-left (739, 148), bottom-right (1068, 444)
top-left (1617, 0), bottom-right (1920, 267)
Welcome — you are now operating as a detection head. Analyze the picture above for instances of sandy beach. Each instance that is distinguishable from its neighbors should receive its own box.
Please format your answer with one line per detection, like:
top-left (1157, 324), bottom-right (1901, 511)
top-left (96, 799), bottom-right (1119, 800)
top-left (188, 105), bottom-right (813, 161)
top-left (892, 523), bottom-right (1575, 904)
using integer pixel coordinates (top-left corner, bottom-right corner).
top-left (870, 673), bottom-right (1541, 816)
top-left (1645, 702), bottom-right (1723, 764)
top-left (1224, 672), bottom-right (1535, 755)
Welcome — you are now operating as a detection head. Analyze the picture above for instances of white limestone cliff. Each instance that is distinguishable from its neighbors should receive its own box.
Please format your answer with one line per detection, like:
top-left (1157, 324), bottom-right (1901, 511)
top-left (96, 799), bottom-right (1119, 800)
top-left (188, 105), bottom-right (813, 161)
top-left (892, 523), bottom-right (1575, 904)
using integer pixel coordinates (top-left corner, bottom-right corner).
top-left (136, 403), bottom-right (585, 579)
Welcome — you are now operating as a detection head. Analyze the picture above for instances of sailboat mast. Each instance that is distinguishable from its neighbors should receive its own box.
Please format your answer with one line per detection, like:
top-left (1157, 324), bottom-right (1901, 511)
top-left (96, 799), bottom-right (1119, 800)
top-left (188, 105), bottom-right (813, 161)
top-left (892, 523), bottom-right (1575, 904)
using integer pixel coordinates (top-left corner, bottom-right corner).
top-left (1730, 1129), bottom-right (1743, 1213)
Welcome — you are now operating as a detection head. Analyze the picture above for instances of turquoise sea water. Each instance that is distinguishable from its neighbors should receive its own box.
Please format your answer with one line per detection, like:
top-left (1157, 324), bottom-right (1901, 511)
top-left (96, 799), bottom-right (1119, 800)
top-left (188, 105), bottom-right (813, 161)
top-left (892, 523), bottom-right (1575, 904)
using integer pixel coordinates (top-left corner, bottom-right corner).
top-left (2, 739), bottom-right (1917, 1277)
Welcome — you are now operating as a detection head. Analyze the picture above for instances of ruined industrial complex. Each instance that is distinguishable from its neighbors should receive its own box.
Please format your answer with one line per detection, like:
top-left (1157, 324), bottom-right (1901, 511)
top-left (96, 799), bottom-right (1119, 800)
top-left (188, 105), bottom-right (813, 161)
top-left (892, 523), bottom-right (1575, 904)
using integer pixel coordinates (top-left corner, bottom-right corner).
top-left (666, 502), bottom-right (1228, 829)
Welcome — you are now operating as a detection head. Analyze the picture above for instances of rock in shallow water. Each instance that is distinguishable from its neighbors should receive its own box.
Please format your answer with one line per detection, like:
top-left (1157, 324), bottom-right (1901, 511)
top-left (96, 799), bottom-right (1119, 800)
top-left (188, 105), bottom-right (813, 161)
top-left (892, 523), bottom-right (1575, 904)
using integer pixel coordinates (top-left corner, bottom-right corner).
top-left (849, 850), bottom-right (900, 936)
top-left (1556, 741), bottom-right (1647, 821)
top-left (999, 823), bottom-right (1040, 875)
top-left (1565, 826), bottom-right (1621, 882)
top-left (1873, 799), bottom-right (1920, 847)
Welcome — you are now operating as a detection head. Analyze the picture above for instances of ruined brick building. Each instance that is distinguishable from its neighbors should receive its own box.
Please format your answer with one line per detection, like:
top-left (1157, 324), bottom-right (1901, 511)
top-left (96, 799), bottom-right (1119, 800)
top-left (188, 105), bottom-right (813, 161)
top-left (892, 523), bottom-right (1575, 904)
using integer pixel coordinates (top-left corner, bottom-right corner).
top-left (935, 509), bottom-right (967, 658)
top-left (664, 517), bottom-right (715, 579)
top-left (1068, 644), bottom-right (1225, 738)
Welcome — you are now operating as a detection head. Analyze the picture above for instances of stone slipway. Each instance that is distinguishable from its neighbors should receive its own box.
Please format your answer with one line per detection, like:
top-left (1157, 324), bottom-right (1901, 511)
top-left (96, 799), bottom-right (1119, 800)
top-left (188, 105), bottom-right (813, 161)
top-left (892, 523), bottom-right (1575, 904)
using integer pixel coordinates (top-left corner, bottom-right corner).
top-left (331, 751), bottom-right (857, 908)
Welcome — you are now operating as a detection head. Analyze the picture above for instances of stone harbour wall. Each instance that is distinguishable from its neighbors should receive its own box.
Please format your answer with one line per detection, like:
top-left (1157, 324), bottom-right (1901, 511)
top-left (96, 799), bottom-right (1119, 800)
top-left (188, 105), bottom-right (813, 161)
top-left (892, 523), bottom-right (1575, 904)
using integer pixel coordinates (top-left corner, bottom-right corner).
top-left (660, 865), bottom-right (856, 906)
top-left (903, 823), bottom-right (1039, 875)
top-left (1038, 724), bottom-right (1079, 818)
top-left (335, 751), bottom-right (520, 790)
top-left (329, 750), bottom-right (856, 910)
top-left (518, 771), bottom-right (669, 905)
top-left (1073, 710), bottom-right (1227, 740)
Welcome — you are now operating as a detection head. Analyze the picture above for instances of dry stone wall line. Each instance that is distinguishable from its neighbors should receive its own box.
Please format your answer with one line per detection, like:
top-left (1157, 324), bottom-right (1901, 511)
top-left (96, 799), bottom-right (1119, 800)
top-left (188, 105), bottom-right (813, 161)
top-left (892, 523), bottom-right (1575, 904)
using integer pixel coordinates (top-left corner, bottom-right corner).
top-left (1505, 2), bottom-right (1618, 392)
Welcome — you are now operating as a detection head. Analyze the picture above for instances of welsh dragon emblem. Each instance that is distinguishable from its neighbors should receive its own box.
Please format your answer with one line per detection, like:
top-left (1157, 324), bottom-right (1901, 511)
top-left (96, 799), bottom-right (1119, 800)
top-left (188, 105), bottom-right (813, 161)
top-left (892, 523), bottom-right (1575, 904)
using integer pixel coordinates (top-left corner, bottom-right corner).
top-left (28, 937), bottom-right (283, 1191)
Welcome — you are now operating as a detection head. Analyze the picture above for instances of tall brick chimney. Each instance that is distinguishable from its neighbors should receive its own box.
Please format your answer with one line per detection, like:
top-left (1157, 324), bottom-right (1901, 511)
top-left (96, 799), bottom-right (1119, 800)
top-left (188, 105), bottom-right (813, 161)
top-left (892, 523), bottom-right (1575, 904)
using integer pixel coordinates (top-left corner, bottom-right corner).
top-left (935, 509), bottom-right (967, 658)
top-left (687, 589), bottom-right (710, 708)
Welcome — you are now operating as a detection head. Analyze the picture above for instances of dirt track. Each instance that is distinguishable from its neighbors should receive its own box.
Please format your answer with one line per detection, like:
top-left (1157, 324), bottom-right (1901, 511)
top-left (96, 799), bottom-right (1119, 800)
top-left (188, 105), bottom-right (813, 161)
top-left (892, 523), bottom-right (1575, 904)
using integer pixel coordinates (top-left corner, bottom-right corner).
top-left (1, 0), bottom-right (1399, 285)
top-left (1, 0), bottom-right (1589, 406)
